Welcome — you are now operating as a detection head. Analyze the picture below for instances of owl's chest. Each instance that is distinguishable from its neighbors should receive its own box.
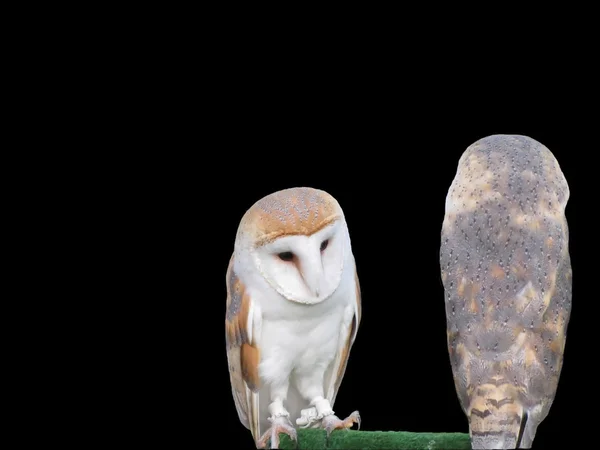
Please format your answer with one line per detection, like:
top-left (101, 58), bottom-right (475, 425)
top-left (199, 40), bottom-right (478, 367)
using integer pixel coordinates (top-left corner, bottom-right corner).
top-left (257, 304), bottom-right (344, 383)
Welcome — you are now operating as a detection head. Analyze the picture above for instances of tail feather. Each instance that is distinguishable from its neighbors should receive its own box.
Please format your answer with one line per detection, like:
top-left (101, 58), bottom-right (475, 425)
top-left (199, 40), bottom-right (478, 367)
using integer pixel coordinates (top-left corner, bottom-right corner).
top-left (468, 383), bottom-right (526, 449)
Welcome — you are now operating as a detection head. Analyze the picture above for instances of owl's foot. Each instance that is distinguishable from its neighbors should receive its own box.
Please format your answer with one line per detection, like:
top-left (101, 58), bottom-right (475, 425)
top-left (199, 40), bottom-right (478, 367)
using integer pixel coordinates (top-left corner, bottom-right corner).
top-left (320, 410), bottom-right (361, 437)
top-left (256, 415), bottom-right (298, 449)
top-left (296, 397), bottom-right (360, 437)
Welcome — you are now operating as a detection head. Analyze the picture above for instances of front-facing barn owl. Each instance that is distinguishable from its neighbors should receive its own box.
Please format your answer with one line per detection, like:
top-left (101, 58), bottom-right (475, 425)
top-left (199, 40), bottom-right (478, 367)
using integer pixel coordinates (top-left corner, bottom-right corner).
top-left (225, 187), bottom-right (361, 449)
top-left (440, 135), bottom-right (572, 449)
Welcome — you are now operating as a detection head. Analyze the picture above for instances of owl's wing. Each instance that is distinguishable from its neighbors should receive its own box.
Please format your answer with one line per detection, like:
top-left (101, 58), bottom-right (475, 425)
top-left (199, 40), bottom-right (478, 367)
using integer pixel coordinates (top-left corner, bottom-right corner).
top-left (225, 254), bottom-right (261, 442)
top-left (325, 261), bottom-right (362, 406)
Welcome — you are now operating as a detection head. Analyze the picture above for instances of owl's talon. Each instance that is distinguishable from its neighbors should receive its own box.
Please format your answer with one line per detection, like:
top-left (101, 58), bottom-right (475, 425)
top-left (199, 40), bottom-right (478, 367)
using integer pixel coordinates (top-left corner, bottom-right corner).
top-left (256, 415), bottom-right (297, 449)
top-left (321, 410), bottom-right (361, 437)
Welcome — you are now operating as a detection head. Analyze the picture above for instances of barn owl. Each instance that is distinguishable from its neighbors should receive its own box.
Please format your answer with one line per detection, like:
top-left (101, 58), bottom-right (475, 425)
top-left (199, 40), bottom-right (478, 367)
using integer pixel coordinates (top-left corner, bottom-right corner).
top-left (225, 187), bottom-right (362, 449)
top-left (440, 135), bottom-right (572, 449)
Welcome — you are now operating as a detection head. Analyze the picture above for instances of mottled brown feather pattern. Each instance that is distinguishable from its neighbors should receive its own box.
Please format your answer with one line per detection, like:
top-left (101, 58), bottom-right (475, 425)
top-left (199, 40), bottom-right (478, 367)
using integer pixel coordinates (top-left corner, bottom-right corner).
top-left (225, 255), bottom-right (260, 432)
top-left (441, 135), bottom-right (571, 445)
top-left (469, 382), bottom-right (524, 440)
top-left (237, 187), bottom-right (343, 247)
top-left (241, 343), bottom-right (260, 391)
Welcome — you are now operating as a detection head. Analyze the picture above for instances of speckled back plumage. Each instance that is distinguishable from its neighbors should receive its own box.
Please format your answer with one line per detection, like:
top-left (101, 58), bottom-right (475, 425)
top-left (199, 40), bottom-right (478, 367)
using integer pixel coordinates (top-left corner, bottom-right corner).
top-left (440, 135), bottom-right (572, 449)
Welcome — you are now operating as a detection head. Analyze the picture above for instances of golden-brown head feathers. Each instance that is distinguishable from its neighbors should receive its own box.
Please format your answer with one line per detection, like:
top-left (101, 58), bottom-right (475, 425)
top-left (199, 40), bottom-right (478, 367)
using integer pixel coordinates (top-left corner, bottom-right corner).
top-left (237, 187), bottom-right (343, 248)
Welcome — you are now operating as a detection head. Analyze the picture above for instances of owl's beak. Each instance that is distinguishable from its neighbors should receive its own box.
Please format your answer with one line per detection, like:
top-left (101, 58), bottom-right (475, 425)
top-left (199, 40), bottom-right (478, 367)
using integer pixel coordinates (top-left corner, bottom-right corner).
top-left (299, 251), bottom-right (324, 298)
top-left (301, 268), bottom-right (321, 298)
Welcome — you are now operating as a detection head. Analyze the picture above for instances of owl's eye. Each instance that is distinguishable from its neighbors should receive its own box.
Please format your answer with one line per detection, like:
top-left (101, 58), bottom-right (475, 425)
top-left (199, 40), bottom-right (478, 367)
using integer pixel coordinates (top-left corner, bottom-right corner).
top-left (320, 239), bottom-right (329, 252)
top-left (278, 251), bottom-right (294, 261)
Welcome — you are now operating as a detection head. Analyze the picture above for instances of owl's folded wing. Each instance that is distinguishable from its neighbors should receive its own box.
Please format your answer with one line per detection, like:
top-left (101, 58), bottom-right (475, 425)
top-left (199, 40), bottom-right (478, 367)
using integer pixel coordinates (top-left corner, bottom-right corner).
top-left (326, 261), bottom-right (362, 406)
top-left (225, 255), bottom-right (261, 442)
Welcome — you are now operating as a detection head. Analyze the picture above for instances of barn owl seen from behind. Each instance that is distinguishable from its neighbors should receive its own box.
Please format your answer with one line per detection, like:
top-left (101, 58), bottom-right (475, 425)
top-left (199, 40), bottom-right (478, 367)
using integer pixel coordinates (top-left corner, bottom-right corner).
top-left (440, 135), bottom-right (572, 449)
top-left (225, 187), bottom-right (361, 449)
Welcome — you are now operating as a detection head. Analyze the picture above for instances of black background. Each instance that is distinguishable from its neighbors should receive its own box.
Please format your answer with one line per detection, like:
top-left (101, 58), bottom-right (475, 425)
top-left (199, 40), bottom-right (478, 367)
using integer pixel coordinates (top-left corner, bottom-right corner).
top-left (42, 15), bottom-right (596, 449)
top-left (195, 105), bottom-right (591, 449)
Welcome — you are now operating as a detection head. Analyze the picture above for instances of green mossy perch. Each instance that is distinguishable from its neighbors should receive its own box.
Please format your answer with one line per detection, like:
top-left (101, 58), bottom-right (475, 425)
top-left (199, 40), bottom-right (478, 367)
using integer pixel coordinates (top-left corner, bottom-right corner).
top-left (278, 428), bottom-right (471, 449)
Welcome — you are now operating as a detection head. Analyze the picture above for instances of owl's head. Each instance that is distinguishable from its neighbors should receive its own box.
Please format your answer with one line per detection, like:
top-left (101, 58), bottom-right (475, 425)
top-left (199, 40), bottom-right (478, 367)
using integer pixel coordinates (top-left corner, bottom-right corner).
top-left (235, 187), bottom-right (350, 305)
